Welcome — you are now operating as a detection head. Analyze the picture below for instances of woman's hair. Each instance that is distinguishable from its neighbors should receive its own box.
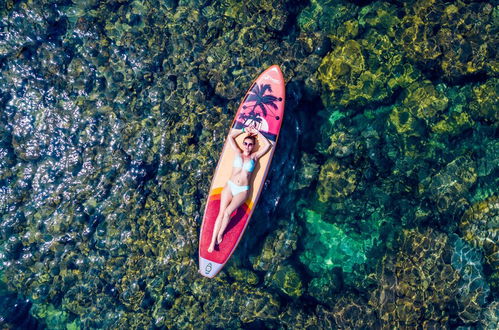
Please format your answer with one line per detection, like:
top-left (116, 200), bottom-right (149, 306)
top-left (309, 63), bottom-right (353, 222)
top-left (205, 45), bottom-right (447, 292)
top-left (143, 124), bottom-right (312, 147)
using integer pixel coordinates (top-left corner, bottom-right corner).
top-left (244, 134), bottom-right (256, 143)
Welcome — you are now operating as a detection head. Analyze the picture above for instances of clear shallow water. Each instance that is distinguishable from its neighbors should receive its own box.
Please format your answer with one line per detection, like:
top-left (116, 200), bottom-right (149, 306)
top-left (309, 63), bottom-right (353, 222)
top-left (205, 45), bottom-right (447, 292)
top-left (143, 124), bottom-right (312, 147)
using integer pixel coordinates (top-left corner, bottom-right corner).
top-left (0, 0), bottom-right (498, 328)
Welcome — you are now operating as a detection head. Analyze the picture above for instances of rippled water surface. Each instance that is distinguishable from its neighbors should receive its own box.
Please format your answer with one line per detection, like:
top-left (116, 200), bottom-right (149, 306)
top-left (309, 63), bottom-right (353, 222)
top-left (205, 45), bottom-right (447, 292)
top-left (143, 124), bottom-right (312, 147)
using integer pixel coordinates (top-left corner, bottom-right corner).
top-left (1, 0), bottom-right (498, 328)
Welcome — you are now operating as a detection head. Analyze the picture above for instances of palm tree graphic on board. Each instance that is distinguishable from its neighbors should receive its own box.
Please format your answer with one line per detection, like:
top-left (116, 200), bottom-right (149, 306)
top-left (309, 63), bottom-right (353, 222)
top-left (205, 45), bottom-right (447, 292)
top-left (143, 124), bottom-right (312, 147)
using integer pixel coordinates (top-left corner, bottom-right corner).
top-left (240, 83), bottom-right (282, 130)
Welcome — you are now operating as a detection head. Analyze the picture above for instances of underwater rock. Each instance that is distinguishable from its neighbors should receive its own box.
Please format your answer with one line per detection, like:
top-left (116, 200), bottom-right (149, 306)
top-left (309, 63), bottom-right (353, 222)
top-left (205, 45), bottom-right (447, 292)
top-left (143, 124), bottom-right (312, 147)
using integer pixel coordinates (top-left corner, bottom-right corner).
top-left (317, 159), bottom-right (358, 202)
top-left (1, 277), bottom-right (45, 328)
top-left (396, 0), bottom-right (497, 83)
top-left (469, 78), bottom-right (499, 124)
top-left (306, 294), bottom-right (378, 329)
top-left (298, 0), bottom-right (359, 35)
top-left (164, 295), bottom-right (207, 328)
top-left (323, 130), bottom-right (362, 159)
top-left (329, 294), bottom-right (378, 328)
top-left (422, 156), bottom-right (477, 219)
top-left (1, 0), bottom-right (497, 327)
top-left (268, 263), bottom-right (303, 298)
top-left (198, 281), bottom-right (281, 327)
top-left (480, 301), bottom-right (499, 329)
top-left (476, 139), bottom-right (499, 178)
top-left (460, 196), bottom-right (499, 296)
top-left (357, 1), bottom-right (398, 35)
top-left (307, 268), bottom-right (343, 305)
top-left (0, 291), bottom-right (42, 329)
top-left (431, 109), bottom-right (474, 137)
top-left (278, 303), bottom-right (319, 329)
top-left (298, 208), bottom-right (381, 288)
top-left (250, 216), bottom-right (302, 298)
top-left (30, 302), bottom-right (73, 329)
top-left (450, 235), bottom-right (490, 324)
top-left (398, 80), bottom-right (449, 123)
top-left (369, 228), bottom-right (460, 328)
top-left (0, 2), bottom-right (49, 57)
top-left (252, 216), bottom-right (300, 272)
top-left (388, 103), bottom-right (426, 136)
top-left (227, 265), bottom-right (259, 286)
top-left (290, 153), bottom-right (320, 191)
top-left (317, 2), bottom-right (421, 109)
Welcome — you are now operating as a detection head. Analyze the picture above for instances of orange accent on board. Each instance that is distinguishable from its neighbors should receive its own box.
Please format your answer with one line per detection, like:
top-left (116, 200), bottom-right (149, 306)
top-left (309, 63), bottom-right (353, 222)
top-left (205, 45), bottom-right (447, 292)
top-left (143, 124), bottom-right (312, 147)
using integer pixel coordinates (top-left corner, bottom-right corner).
top-left (208, 187), bottom-right (254, 209)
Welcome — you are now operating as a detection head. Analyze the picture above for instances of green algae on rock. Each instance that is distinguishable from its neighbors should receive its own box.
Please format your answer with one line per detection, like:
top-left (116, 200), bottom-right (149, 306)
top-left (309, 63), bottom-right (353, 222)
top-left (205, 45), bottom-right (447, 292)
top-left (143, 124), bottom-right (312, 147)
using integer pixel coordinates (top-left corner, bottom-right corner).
top-left (252, 216), bottom-right (300, 273)
top-left (469, 78), bottom-right (499, 124)
top-left (317, 2), bottom-right (421, 109)
top-left (289, 153), bottom-right (320, 191)
top-left (460, 196), bottom-right (499, 296)
top-left (268, 263), bottom-right (304, 298)
top-left (317, 159), bottom-right (358, 202)
top-left (298, 0), bottom-right (359, 35)
top-left (480, 301), bottom-right (499, 329)
top-left (369, 228), bottom-right (459, 327)
top-left (450, 235), bottom-right (491, 324)
top-left (396, 0), bottom-right (497, 83)
top-left (420, 156), bottom-right (477, 219)
top-left (369, 228), bottom-right (493, 327)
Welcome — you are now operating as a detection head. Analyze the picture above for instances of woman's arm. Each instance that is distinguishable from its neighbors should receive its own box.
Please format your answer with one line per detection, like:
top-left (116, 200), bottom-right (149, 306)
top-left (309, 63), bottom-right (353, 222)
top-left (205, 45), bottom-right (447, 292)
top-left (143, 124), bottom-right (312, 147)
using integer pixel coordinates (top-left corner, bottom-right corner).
top-left (228, 128), bottom-right (243, 153)
top-left (248, 127), bottom-right (272, 159)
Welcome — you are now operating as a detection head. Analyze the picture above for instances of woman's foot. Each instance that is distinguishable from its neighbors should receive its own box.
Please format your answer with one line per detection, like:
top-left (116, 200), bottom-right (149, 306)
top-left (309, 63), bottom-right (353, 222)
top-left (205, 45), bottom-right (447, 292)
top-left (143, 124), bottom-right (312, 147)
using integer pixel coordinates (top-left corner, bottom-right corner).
top-left (208, 241), bottom-right (215, 253)
top-left (217, 233), bottom-right (223, 245)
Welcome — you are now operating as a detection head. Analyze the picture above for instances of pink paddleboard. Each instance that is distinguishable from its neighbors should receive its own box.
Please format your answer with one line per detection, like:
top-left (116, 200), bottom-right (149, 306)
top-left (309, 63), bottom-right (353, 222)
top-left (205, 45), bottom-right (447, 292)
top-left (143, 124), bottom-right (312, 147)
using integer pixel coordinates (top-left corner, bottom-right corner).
top-left (198, 65), bottom-right (286, 278)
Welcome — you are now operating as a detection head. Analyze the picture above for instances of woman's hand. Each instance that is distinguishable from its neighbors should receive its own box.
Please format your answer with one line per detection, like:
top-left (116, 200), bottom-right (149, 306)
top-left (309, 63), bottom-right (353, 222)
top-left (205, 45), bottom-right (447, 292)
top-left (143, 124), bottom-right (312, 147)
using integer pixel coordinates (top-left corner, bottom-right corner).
top-left (246, 126), bottom-right (259, 135)
top-left (230, 128), bottom-right (243, 137)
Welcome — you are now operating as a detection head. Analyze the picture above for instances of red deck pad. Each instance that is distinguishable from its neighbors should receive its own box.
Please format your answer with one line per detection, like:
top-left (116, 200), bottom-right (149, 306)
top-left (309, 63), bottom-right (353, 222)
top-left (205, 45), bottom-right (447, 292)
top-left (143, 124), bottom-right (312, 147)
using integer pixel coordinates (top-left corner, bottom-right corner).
top-left (199, 195), bottom-right (251, 264)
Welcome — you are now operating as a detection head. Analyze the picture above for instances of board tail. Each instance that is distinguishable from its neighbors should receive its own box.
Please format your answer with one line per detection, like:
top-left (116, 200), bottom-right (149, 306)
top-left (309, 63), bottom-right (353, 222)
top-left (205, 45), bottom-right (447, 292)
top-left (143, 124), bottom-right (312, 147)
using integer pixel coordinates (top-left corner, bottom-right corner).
top-left (199, 257), bottom-right (224, 278)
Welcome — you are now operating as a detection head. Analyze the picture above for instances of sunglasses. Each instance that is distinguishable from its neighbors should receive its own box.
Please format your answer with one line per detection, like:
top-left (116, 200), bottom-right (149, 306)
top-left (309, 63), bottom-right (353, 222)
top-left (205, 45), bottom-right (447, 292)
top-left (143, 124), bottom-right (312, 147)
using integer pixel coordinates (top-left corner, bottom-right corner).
top-left (243, 142), bottom-right (254, 146)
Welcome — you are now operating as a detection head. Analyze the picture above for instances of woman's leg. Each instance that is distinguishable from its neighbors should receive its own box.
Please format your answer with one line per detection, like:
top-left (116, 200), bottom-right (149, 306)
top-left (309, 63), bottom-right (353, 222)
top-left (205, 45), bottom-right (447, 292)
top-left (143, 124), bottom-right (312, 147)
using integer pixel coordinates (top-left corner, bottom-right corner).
top-left (208, 185), bottom-right (232, 252)
top-left (217, 190), bottom-right (249, 244)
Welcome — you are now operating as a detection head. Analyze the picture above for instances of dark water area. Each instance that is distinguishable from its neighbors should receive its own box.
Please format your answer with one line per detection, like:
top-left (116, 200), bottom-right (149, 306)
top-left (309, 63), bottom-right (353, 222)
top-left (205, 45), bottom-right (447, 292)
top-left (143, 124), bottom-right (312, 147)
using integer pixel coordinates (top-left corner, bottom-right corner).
top-left (0, 0), bottom-right (498, 328)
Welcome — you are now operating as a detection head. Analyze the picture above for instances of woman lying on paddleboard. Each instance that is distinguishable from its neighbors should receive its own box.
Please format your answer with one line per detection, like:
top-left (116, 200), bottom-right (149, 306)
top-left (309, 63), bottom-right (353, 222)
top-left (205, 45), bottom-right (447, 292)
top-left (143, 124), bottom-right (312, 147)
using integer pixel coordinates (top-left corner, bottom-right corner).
top-left (208, 126), bottom-right (272, 253)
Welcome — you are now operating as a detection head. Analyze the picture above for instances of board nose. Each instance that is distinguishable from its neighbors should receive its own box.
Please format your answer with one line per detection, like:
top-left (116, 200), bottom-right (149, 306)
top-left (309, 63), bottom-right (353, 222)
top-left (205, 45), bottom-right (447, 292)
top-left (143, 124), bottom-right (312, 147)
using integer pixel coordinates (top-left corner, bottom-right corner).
top-left (268, 64), bottom-right (282, 74)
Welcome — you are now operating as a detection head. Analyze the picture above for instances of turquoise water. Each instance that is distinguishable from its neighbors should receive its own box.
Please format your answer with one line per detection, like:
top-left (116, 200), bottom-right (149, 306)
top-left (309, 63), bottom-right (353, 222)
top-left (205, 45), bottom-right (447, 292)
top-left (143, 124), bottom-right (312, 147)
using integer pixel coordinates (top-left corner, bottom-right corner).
top-left (0, 0), bottom-right (498, 328)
